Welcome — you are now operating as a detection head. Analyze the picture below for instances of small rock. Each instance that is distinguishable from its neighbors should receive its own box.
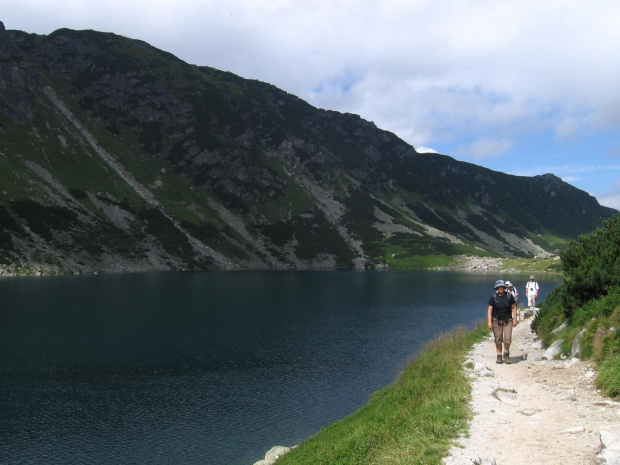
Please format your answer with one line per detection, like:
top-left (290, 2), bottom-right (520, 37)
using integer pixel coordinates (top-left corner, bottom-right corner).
top-left (597, 449), bottom-right (620, 464)
top-left (593, 400), bottom-right (619, 407)
top-left (474, 362), bottom-right (493, 377)
top-left (472, 457), bottom-right (497, 465)
top-left (254, 446), bottom-right (296, 465)
top-left (557, 388), bottom-right (577, 402)
top-left (531, 340), bottom-right (544, 350)
top-left (600, 429), bottom-right (620, 451)
top-left (543, 339), bottom-right (564, 360)
top-left (597, 428), bottom-right (620, 465)
top-left (571, 328), bottom-right (587, 359)
top-left (551, 321), bottom-right (568, 335)
top-left (493, 388), bottom-right (518, 405)
top-left (562, 426), bottom-right (585, 434)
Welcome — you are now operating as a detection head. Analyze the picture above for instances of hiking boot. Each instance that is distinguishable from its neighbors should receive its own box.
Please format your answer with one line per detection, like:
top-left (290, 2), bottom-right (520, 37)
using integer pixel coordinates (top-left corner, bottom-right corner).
top-left (503, 351), bottom-right (511, 364)
top-left (496, 354), bottom-right (503, 364)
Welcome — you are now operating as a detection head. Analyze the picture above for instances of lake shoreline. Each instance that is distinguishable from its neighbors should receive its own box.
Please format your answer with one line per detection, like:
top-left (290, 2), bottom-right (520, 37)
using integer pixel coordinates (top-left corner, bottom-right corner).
top-left (259, 314), bottom-right (619, 465)
top-left (0, 254), bottom-right (562, 278)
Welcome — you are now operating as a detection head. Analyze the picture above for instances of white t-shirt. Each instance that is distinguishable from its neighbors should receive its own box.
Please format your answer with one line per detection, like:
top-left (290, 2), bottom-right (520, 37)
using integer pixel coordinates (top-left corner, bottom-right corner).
top-left (526, 281), bottom-right (539, 295)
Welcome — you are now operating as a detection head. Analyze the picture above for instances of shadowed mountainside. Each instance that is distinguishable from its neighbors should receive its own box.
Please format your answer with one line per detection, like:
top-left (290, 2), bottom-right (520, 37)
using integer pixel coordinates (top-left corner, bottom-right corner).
top-left (0, 22), bottom-right (616, 273)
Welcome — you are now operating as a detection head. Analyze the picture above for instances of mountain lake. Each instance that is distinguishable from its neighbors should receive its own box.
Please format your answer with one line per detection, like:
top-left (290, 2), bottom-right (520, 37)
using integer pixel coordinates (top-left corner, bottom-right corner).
top-left (0, 270), bottom-right (562, 465)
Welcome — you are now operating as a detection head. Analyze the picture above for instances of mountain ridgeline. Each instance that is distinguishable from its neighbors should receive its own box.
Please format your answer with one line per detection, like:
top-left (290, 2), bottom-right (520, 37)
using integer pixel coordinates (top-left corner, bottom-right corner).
top-left (0, 22), bottom-right (616, 273)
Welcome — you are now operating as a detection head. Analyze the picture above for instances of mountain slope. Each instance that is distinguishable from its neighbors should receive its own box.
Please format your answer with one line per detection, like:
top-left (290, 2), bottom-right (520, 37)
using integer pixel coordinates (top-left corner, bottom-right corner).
top-left (0, 22), bottom-right (616, 273)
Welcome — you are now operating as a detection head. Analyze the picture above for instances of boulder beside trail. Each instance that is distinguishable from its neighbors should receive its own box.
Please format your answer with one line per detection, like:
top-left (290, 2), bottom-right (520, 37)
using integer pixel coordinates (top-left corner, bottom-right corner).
top-left (543, 339), bottom-right (564, 360)
top-left (571, 329), bottom-right (587, 359)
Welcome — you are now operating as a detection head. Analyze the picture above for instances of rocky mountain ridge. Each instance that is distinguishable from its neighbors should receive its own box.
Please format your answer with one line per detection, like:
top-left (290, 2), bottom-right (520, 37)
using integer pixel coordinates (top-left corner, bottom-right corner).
top-left (0, 22), bottom-right (616, 273)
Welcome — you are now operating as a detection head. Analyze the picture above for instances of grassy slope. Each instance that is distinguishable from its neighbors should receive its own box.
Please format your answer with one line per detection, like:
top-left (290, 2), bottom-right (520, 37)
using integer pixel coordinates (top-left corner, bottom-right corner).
top-left (500, 256), bottom-right (563, 274)
top-left (277, 324), bottom-right (488, 465)
top-left (532, 213), bottom-right (620, 399)
top-left (533, 287), bottom-right (620, 399)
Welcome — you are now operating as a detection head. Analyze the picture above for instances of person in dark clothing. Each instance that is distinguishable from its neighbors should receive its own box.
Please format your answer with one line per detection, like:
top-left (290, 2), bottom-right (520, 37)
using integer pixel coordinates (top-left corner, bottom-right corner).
top-left (487, 279), bottom-right (517, 364)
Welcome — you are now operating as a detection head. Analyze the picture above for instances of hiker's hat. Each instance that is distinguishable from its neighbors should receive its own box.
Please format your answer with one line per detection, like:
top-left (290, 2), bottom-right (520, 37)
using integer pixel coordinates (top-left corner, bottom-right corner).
top-left (505, 280), bottom-right (513, 287)
top-left (494, 279), bottom-right (506, 289)
top-left (530, 275), bottom-right (535, 279)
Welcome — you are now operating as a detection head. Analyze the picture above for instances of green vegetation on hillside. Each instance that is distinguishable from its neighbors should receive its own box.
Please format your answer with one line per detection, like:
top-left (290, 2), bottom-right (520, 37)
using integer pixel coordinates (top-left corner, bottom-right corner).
top-left (533, 213), bottom-right (620, 398)
top-left (1, 26), bottom-right (616, 272)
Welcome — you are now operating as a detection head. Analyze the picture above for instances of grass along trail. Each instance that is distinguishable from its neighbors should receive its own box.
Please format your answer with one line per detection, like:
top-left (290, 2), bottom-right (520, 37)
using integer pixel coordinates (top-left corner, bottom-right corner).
top-left (442, 315), bottom-right (620, 465)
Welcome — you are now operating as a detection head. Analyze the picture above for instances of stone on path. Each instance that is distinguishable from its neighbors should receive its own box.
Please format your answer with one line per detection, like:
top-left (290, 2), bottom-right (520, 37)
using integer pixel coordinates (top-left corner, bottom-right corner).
top-left (597, 427), bottom-right (620, 465)
top-left (473, 362), bottom-right (493, 377)
top-left (492, 388), bottom-right (518, 405)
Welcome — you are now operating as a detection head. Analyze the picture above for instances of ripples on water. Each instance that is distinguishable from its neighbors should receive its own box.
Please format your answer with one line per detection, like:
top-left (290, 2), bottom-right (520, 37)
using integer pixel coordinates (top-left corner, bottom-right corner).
top-left (0, 271), bottom-right (561, 464)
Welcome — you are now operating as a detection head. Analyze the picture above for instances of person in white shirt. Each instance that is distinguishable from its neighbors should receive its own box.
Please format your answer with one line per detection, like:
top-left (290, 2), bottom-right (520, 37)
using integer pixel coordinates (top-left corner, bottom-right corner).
top-left (525, 275), bottom-right (539, 307)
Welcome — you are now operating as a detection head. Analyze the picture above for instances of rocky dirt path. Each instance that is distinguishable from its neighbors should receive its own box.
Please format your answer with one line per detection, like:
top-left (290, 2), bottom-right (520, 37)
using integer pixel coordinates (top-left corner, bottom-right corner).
top-left (442, 316), bottom-right (620, 465)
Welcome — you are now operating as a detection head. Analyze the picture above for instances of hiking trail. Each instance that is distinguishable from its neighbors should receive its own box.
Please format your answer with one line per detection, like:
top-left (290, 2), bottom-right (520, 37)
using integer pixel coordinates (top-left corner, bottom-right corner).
top-left (442, 315), bottom-right (620, 465)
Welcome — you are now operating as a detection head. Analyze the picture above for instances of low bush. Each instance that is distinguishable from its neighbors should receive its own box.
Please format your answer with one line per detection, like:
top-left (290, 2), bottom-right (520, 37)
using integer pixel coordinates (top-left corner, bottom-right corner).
top-left (598, 355), bottom-right (620, 398)
top-left (559, 213), bottom-right (620, 316)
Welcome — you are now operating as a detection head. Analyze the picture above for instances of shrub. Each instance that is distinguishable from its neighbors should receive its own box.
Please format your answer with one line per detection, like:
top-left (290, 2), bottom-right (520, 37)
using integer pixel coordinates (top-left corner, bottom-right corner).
top-left (560, 213), bottom-right (620, 316)
top-left (598, 355), bottom-right (620, 399)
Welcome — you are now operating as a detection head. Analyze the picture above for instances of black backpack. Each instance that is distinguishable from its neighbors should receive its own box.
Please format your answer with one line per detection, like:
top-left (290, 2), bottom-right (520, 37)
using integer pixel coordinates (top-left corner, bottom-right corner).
top-left (492, 292), bottom-right (513, 322)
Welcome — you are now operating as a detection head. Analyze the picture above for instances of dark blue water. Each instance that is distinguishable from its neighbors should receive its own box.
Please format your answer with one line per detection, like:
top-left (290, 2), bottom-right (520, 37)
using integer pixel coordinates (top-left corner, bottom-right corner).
top-left (0, 271), bottom-right (561, 464)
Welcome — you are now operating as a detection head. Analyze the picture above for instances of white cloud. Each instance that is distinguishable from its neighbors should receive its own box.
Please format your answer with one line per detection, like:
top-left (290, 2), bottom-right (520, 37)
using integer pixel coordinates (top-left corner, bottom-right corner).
top-left (598, 180), bottom-right (620, 211)
top-left (561, 176), bottom-right (579, 184)
top-left (516, 164), bottom-right (620, 179)
top-left (415, 146), bottom-right (438, 154)
top-left (455, 138), bottom-right (514, 160)
top-left (5, 1), bottom-right (620, 146)
top-left (3, 0), bottom-right (620, 199)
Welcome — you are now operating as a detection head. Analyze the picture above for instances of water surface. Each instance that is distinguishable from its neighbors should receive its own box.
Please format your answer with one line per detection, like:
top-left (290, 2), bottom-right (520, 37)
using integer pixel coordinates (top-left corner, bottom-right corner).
top-left (0, 271), bottom-right (561, 464)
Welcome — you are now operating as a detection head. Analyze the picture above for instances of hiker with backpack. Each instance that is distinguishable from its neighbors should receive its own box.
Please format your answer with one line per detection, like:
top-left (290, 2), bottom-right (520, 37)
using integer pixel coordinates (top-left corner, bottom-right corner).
top-left (525, 275), bottom-right (539, 307)
top-left (506, 280), bottom-right (519, 306)
top-left (487, 279), bottom-right (517, 364)
top-left (505, 280), bottom-right (520, 320)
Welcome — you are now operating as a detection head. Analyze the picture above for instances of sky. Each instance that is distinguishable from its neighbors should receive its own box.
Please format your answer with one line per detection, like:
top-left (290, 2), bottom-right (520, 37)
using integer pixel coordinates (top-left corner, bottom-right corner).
top-left (3, 0), bottom-right (620, 210)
